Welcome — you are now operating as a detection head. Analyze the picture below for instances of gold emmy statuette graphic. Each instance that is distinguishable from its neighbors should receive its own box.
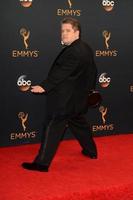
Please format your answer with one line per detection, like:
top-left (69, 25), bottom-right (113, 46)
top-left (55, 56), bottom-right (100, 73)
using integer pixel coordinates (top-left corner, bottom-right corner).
top-left (102, 30), bottom-right (111, 49)
top-left (20, 28), bottom-right (30, 49)
top-left (68, 0), bottom-right (72, 8)
top-left (18, 112), bottom-right (28, 131)
top-left (20, 0), bottom-right (32, 8)
top-left (99, 106), bottom-right (107, 124)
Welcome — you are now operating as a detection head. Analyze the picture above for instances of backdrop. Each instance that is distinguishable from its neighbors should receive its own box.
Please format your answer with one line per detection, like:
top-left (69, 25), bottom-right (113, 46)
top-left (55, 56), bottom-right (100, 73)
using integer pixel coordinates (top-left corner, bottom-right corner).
top-left (0, 0), bottom-right (133, 146)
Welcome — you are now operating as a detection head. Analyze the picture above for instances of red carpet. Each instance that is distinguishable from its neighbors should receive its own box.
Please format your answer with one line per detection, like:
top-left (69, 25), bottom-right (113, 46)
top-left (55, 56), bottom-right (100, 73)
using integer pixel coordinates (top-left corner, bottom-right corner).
top-left (0, 134), bottom-right (133, 200)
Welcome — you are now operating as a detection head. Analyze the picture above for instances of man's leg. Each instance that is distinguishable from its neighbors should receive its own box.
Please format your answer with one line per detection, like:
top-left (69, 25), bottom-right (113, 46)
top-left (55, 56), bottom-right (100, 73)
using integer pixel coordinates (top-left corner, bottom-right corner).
top-left (22, 114), bottom-right (68, 171)
top-left (33, 116), bottom-right (67, 167)
top-left (68, 114), bottom-right (97, 157)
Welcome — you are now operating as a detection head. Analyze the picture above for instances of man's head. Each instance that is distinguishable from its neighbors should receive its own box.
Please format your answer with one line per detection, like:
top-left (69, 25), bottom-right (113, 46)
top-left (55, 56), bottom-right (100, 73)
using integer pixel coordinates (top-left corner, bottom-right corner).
top-left (61, 18), bottom-right (81, 45)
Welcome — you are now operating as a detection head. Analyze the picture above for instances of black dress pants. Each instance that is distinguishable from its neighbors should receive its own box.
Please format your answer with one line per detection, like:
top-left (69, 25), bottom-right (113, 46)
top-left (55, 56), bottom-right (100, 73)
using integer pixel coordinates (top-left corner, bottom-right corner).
top-left (34, 113), bottom-right (97, 167)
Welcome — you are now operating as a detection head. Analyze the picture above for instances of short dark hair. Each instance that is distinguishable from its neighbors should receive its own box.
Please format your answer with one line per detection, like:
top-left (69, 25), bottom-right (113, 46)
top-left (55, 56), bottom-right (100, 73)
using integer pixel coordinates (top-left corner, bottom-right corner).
top-left (61, 17), bottom-right (81, 38)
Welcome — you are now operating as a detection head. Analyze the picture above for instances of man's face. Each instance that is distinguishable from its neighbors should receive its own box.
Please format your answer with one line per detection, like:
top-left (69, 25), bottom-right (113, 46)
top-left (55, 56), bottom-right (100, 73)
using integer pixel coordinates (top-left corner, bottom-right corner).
top-left (61, 23), bottom-right (79, 45)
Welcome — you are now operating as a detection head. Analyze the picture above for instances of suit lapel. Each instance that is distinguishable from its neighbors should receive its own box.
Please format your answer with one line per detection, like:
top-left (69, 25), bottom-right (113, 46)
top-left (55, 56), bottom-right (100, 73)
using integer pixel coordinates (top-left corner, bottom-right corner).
top-left (49, 46), bottom-right (69, 72)
top-left (48, 39), bottom-right (81, 73)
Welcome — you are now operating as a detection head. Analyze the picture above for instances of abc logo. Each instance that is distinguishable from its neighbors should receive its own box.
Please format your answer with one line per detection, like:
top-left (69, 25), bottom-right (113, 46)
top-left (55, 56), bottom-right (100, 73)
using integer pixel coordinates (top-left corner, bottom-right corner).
top-left (102, 0), bottom-right (114, 11)
top-left (17, 75), bottom-right (31, 91)
top-left (19, 0), bottom-right (33, 8)
top-left (99, 73), bottom-right (111, 88)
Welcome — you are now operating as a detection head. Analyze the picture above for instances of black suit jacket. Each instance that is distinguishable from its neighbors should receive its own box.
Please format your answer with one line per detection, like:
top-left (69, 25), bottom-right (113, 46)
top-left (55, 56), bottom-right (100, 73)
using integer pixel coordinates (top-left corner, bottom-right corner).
top-left (40, 39), bottom-right (97, 117)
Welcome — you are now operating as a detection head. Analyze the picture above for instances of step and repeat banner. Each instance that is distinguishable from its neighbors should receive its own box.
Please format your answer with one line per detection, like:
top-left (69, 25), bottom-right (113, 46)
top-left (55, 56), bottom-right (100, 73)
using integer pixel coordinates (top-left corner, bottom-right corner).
top-left (0, 0), bottom-right (133, 146)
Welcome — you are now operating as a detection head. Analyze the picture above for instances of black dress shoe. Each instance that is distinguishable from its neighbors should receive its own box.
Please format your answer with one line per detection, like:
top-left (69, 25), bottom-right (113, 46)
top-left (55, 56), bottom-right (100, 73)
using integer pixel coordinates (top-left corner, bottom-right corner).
top-left (81, 149), bottom-right (97, 159)
top-left (22, 162), bottom-right (49, 172)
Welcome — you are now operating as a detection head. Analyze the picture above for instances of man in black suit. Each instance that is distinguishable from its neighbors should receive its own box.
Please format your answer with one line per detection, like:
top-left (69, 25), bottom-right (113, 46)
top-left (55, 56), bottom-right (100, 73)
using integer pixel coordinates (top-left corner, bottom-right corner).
top-left (22, 18), bottom-right (97, 172)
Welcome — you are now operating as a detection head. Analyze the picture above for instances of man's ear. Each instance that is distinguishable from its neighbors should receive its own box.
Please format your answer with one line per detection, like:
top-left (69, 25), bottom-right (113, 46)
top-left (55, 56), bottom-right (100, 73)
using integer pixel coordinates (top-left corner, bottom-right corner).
top-left (75, 30), bottom-right (80, 38)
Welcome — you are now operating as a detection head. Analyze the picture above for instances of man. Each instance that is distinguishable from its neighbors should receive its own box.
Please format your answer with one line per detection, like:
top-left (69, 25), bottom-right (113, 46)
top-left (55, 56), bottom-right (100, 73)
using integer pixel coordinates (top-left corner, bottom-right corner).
top-left (22, 18), bottom-right (97, 172)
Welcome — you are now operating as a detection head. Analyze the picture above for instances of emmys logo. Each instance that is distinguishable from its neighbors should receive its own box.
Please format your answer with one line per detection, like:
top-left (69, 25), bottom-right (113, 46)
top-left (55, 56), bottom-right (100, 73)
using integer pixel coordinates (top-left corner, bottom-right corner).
top-left (103, 30), bottom-right (111, 49)
top-left (129, 85), bottom-right (133, 92)
top-left (19, 0), bottom-right (33, 8)
top-left (68, 0), bottom-right (72, 9)
top-left (102, 0), bottom-right (114, 12)
top-left (18, 112), bottom-right (28, 131)
top-left (92, 105), bottom-right (114, 132)
top-left (96, 30), bottom-right (118, 57)
top-left (57, 0), bottom-right (81, 16)
top-left (10, 112), bottom-right (37, 140)
top-left (17, 75), bottom-right (31, 92)
top-left (20, 28), bottom-right (30, 49)
top-left (12, 28), bottom-right (39, 58)
top-left (99, 73), bottom-right (111, 88)
top-left (99, 106), bottom-right (107, 124)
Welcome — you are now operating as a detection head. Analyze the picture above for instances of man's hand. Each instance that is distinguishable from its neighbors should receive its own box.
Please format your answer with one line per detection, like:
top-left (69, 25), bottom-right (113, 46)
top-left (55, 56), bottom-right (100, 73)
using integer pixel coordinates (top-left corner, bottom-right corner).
top-left (31, 85), bottom-right (46, 93)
